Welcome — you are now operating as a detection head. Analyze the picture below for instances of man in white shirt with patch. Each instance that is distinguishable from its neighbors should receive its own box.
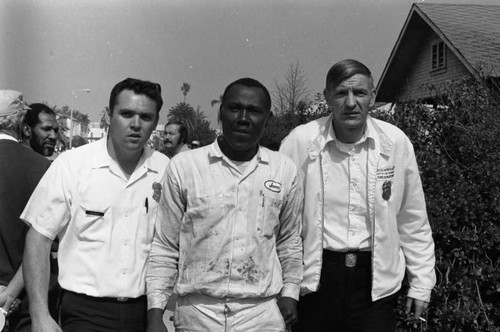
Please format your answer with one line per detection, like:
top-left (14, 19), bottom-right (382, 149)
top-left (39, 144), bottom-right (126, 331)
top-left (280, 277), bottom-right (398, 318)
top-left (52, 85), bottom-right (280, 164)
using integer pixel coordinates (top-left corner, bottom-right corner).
top-left (280, 59), bottom-right (436, 332)
top-left (22, 78), bottom-right (169, 332)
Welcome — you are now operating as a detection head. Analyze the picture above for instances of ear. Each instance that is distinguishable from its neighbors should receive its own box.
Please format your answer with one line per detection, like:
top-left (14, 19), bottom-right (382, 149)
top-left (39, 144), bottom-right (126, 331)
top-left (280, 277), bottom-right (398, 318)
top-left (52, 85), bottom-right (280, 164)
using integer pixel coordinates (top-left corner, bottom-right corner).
top-left (22, 124), bottom-right (31, 138)
top-left (369, 89), bottom-right (377, 107)
top-left (217, 105), bottom-right (222, 124)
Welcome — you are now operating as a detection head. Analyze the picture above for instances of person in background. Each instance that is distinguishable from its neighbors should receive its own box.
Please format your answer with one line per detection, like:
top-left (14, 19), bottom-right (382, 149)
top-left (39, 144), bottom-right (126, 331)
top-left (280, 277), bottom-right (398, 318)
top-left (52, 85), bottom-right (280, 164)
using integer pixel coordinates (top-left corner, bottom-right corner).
top-left (280, 59), bottom-right (436, 332)
top-left (22, 103), bottom-right (59, 158)
top-left (20, 102), bottom-right (62, 328)
top-left (21, 78), bottom-right (169, 332)
top-left (146, 78), bottom-right (303, 332)
top-left (162, 119), bottom-right (190, 158)
top-left (0, 90), bottom-right (50, 332)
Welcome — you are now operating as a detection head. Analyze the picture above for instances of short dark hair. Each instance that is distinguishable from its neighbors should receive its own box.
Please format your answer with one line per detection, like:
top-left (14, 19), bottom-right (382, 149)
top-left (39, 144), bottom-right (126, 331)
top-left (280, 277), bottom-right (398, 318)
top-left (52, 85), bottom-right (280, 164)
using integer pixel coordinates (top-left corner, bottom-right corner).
top-left (326, 59), bottom-right (373, 91)
top-left (24, 103), bottom-right (56, 128)
top-left (109, 78), bottom-right (163, 114)
top-left (164, 119), bottom-right (188, 145)
top-left (220, 77), bottom-right (272, 112)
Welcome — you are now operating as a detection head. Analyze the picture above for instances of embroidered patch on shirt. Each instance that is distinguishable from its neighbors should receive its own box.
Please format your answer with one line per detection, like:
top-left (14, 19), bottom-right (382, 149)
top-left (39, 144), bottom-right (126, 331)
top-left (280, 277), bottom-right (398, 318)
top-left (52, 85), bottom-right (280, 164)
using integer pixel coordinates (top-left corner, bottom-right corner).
top-left (264, 180), bottom-right (282, 193)
top-left (377, 166), bottom-right (395, 180)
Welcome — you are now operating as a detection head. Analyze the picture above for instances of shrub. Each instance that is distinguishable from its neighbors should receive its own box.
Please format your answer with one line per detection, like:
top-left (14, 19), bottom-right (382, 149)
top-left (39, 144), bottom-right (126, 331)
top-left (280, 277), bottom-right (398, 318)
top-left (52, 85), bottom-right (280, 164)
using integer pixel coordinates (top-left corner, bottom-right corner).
top-left (375, 75), bottom-right (500, 332)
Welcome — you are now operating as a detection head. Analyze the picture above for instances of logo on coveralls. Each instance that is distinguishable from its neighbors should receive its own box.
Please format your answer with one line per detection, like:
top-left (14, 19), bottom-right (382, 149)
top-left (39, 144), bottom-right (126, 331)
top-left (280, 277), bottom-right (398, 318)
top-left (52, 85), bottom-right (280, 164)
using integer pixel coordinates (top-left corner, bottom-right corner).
top-left (264, 180), bottom-right (282, 193)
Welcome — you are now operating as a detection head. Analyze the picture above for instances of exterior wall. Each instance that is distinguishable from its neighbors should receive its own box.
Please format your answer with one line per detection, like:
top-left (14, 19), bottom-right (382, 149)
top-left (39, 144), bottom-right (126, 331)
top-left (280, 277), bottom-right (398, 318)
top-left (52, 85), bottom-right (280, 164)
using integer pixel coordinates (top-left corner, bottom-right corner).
top-left (61, 116), bottom-right (89, 140)
top-left (397, 33), bottom-right (470, 102)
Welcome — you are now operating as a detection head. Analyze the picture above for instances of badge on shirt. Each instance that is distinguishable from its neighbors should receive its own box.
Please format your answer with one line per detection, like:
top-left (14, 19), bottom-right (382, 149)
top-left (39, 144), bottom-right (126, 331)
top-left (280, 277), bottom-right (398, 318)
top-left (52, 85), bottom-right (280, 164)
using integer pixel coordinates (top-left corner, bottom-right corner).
top-left (264, 180), bottom-right (282, 193)
top-left (382, 180), bottom-right (392, 200)
top-left (152, 182), bottom-right (162, 202)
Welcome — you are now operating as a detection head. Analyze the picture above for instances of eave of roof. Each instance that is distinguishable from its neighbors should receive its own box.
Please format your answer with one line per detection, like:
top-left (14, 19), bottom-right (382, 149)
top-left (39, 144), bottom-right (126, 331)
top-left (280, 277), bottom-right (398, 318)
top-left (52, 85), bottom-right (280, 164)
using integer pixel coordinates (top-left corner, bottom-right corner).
top-left (376, 3), bottom-right (500, 101)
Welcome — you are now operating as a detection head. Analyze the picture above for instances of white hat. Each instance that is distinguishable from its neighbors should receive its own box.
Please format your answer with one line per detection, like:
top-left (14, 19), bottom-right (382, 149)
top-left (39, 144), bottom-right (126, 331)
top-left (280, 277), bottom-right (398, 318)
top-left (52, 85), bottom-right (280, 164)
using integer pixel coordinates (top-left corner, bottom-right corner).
top-left (0, 90), bottom-right (30, 118)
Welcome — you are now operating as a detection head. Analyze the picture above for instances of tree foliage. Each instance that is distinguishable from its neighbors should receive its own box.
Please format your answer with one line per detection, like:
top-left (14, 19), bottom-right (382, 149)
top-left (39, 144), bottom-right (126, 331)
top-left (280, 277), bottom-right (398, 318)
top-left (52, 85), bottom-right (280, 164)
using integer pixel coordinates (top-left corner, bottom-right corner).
top-left (260, 93), bottom-right (328, 150)
top-left (99, 107), bottom-right (110, 133)
top-left (167, 102), bottom-right (216, 147)
top-left (375, 75), bottom-right (500, 332)
top-left (167, 102), bottom-right (196, 134)
top-left (181, 82), bottom-right (191, 103)
top-left (191, 106), bottom-right (217, 146)
top-left (273, 61), bottom-right (310, 115)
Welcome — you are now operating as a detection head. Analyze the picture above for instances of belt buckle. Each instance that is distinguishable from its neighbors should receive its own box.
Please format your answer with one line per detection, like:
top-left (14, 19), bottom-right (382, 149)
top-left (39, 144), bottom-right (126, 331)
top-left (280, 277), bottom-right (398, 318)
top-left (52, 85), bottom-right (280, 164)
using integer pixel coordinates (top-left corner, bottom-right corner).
top-left (117, 297), bottom-right (128, 302)
top-left (345, 253), bottom-right (357, 267)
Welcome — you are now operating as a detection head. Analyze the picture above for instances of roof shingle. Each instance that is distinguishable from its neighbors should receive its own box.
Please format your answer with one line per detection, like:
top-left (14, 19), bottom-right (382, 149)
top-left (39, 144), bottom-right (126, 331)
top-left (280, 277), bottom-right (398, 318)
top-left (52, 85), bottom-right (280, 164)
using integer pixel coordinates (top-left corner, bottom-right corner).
top-left (417, 3), bottom-right (500, 74)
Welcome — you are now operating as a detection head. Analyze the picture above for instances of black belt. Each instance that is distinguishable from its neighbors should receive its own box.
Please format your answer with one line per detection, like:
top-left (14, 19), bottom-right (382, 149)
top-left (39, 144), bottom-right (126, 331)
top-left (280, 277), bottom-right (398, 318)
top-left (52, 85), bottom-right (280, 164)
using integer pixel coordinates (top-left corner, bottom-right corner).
top-left (64, 289), bottom-right (146, 303)
top-left (322, 250), bottom-right (371, 268)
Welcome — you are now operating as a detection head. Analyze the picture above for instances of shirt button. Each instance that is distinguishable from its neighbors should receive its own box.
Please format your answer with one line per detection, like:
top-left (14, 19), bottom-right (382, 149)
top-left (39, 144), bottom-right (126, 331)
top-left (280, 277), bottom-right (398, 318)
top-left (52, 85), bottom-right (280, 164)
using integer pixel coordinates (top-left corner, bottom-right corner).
top-left (121, 269), bottom-right (127, 275)
top-left (124, 241), bottom-right (129, 247)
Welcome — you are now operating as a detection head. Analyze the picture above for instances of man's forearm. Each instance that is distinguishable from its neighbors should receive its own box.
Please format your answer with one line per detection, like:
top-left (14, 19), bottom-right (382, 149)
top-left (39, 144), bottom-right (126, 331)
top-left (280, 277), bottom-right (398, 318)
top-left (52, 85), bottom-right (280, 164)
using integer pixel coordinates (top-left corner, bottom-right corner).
top-left (23, 227), bottom-right (53, 319)
top-left (5, 266), bottom-right (24, 299)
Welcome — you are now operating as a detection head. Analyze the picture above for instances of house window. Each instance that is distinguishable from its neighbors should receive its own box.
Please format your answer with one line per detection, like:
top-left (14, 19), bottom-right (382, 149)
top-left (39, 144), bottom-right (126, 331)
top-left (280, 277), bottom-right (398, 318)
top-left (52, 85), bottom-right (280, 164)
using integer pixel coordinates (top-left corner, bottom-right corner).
top-left (431, 41), bottom-right (446, 70)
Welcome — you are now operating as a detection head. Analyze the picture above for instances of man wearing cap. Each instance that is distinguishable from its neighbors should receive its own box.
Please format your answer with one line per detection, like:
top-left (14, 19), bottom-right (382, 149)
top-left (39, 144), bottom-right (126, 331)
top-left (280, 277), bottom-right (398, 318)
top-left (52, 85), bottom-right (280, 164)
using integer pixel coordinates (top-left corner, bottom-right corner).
top-left (0, 90), bottom-right (51, 331)
top-left (21, 78), bottom-right (169, 332)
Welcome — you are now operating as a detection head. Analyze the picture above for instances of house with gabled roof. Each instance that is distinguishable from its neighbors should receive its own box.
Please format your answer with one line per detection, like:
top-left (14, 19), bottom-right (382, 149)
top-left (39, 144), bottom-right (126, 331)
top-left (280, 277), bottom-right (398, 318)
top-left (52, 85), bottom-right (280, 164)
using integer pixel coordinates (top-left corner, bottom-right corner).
top-left (376, 3), bottom-right (500, 103)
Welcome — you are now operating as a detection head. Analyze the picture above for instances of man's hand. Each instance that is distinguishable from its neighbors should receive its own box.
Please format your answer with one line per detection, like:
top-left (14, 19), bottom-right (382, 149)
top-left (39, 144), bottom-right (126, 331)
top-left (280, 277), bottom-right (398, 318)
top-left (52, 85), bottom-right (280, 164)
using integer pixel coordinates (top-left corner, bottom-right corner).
top-left (146, 308), bottom-right (168, 332)
top-left (405, 296), bottom-right (429, 321)
top-left (0, 286), bottom-right (15, 313)
top-left (277, 296), bottom-right (298, 328)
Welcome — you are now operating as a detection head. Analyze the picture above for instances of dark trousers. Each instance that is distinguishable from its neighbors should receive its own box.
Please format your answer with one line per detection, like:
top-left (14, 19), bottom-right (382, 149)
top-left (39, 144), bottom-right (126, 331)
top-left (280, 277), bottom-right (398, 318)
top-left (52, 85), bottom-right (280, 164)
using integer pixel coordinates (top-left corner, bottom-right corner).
top-left (294, 251), bottom-right (399, 332)
top-left (60, 290), bottom-right (147, 332)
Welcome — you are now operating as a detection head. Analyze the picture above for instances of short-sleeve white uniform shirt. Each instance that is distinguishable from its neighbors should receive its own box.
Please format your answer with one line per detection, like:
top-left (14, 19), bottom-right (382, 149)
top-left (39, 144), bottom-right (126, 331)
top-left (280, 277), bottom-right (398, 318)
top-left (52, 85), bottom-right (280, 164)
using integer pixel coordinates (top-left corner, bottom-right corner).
top-left (21, 138), bottom-right (169, 298)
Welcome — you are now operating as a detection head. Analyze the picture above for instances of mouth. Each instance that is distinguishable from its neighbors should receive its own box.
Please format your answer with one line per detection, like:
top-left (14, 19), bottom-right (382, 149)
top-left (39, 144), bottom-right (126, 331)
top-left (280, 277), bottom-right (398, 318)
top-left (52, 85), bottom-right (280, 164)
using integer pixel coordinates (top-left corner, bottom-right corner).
top-left (43, 141), bottom-right (56, 149)
top-left (233, 128), bottom-right (251, 135)
top-left (128, 134), bottom-right (141, 140)
top-left (343, 112), bottom-right (361, 118)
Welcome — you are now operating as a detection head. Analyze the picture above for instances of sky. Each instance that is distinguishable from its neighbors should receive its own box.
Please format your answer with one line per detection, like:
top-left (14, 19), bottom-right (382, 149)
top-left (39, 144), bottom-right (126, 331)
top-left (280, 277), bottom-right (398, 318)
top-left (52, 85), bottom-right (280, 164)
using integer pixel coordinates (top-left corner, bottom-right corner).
top-left (1, 0), bottom-right (499, 127)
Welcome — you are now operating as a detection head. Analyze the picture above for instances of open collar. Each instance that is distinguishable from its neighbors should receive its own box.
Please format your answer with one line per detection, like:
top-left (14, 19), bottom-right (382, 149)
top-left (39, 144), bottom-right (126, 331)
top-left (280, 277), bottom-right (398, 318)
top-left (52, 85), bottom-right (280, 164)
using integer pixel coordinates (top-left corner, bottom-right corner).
top-left (308, 114), bottom-right (393, 160)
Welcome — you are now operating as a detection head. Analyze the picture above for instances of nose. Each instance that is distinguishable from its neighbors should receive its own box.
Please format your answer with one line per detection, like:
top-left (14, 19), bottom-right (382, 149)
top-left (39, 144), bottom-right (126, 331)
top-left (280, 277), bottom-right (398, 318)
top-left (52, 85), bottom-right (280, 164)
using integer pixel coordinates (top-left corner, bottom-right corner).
top-left (237, 109), bottom-right (250, 122)
top-left (346, 91), bottom-right (356, 108)
top-left (131, 115), bottom-right (141, 129)
top-left (48, 129), bottom-right (58, 140)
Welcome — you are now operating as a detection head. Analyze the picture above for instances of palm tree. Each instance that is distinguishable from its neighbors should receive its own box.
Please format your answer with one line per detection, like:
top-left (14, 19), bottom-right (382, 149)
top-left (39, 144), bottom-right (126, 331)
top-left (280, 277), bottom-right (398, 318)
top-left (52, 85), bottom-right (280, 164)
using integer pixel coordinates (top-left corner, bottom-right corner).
top-left (99, 107), bottom-right (110, 133)
top-left (168, 102), bottom-right (196, 134)
top-left (181, 83), bottom-right (191, 103)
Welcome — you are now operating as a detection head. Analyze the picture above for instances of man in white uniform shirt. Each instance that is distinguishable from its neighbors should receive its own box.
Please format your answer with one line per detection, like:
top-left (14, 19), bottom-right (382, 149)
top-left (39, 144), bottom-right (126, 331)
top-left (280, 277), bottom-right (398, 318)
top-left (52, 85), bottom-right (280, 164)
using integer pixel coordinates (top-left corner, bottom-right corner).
top-left (280, 59), bottom-right (435, 331)
top-left (146, 78), bottom-right (303, 332)
top-left (22, 78), bottom-right (169, 332)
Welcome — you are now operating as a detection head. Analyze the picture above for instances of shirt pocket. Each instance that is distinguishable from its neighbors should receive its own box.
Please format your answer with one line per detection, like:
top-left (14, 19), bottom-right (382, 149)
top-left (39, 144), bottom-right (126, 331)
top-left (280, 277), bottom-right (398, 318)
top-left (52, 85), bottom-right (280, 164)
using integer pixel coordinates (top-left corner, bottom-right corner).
top-left (186, 194), bottom-right (227, 238)
top-left (257, 194), bottom-right (283, 239)
top-left (74, 202), bottom-right (112, 243)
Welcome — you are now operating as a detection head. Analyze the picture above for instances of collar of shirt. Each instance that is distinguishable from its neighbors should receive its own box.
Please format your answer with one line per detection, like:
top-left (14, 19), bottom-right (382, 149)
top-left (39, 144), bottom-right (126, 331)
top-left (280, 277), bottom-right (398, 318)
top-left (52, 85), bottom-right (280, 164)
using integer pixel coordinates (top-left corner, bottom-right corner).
top-left (208, 137), bottom-right (270, 166)
top-left (0, 133), bottom-right (19, 142)
top-left (325, 116), bottom-right (375, 152)
top-left (308, 114), bottom-right (393, 159)
top-left (90, 137), bottom-right (162, 175)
